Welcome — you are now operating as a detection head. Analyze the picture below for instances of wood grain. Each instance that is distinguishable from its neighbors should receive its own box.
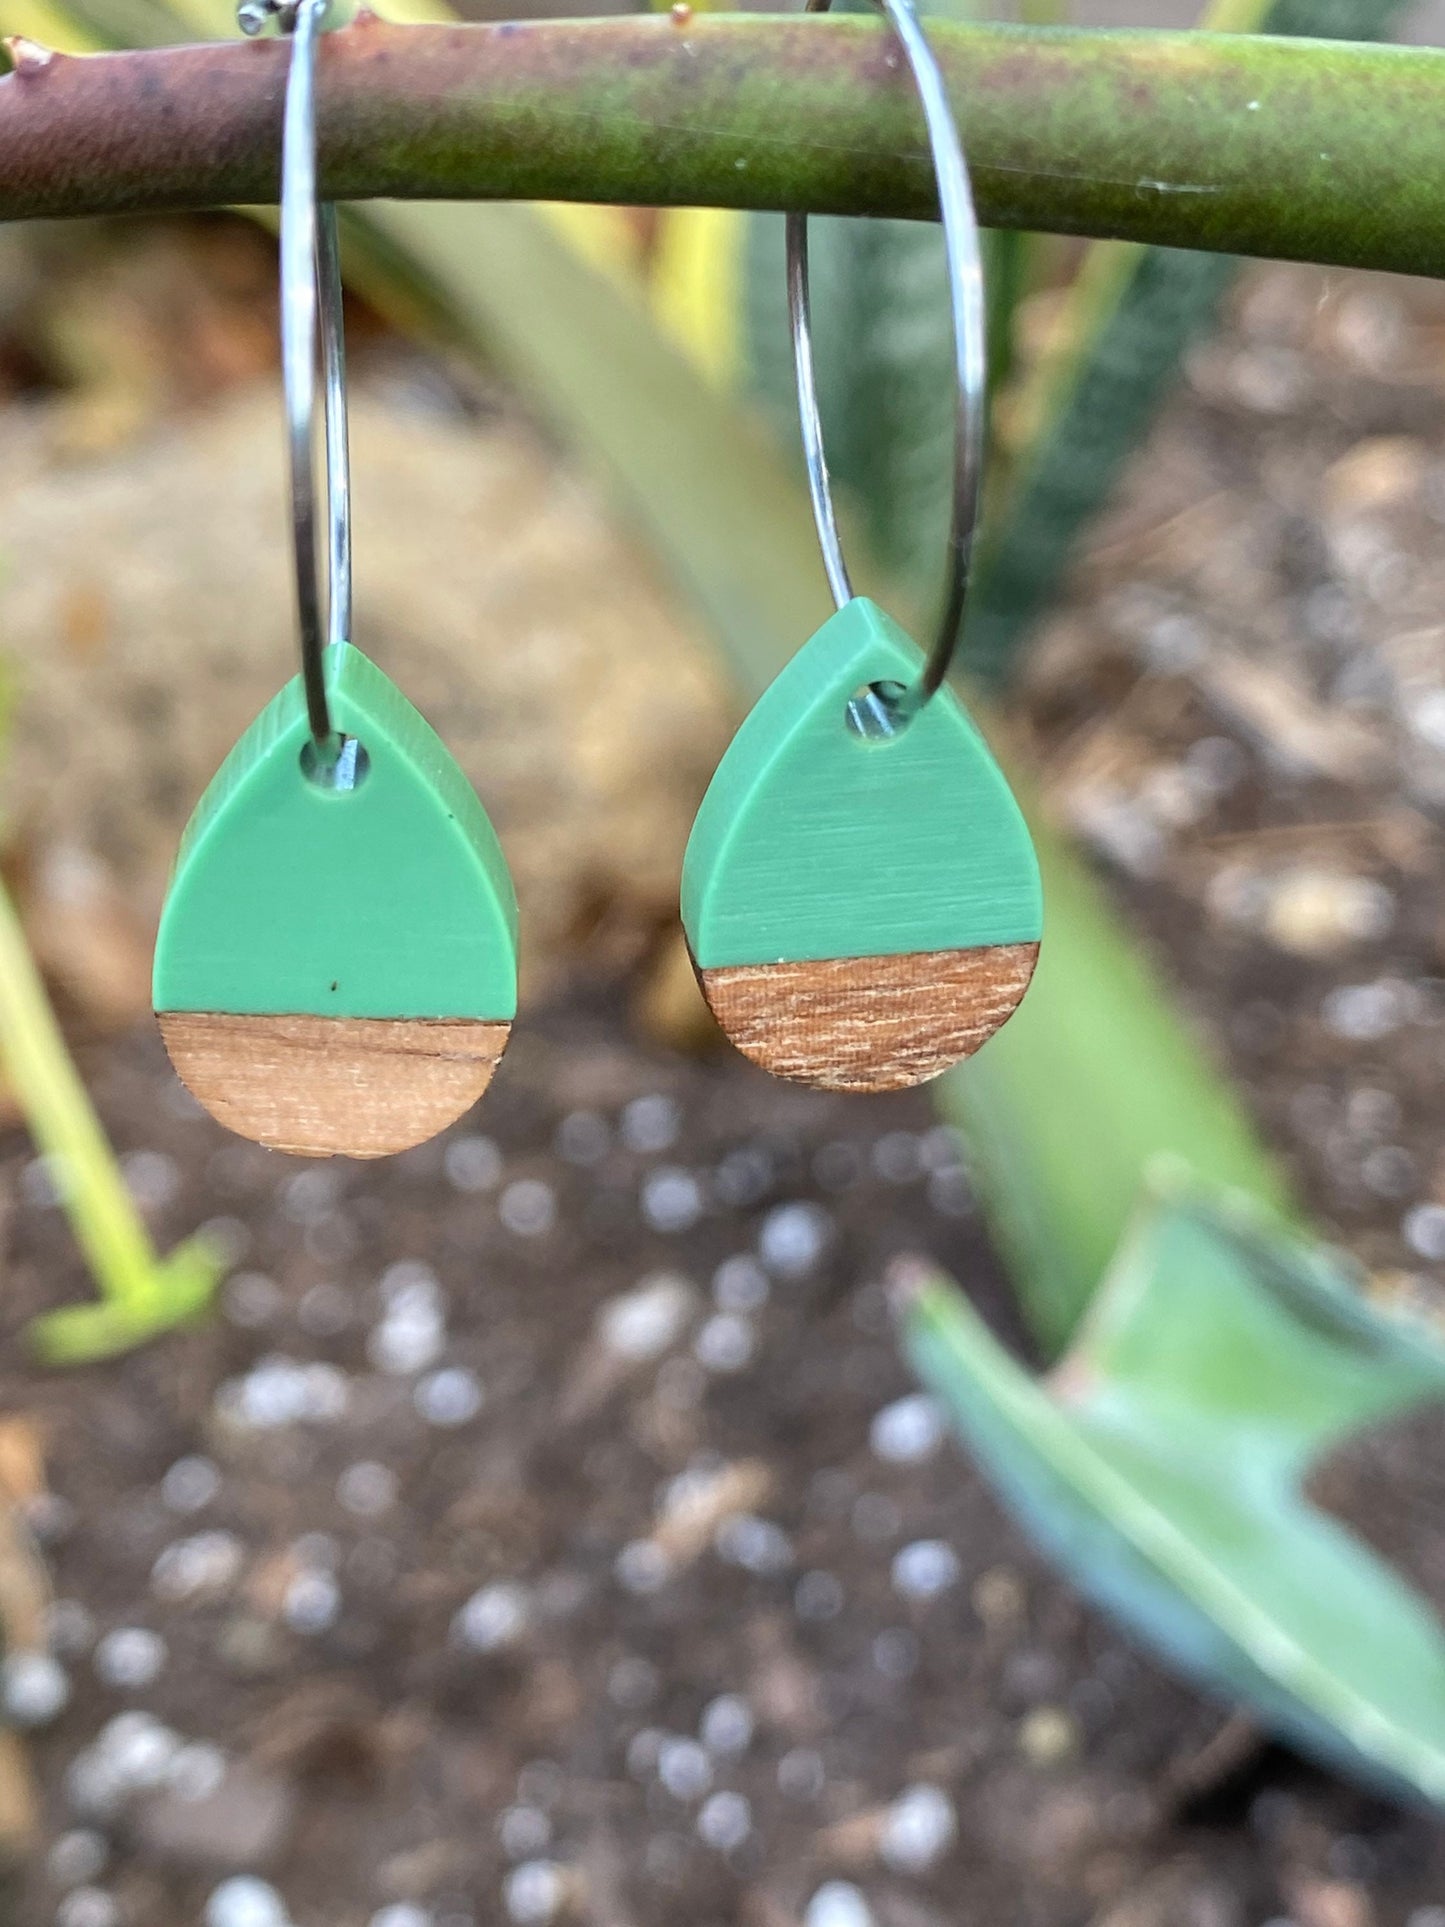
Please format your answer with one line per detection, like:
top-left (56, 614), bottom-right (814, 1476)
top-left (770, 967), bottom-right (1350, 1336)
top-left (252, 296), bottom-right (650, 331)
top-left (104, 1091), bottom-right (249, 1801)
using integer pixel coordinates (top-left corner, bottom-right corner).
top-left (157, 1011), bottom-right (510, 1158)
top-left (697, 942), bottom-right (1039, 1092)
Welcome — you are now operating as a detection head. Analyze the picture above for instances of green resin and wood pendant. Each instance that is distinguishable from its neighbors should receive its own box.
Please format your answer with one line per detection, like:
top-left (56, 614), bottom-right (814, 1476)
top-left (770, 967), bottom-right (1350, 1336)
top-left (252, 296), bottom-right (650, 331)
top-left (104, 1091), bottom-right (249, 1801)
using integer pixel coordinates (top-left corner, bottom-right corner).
top-left (681, 598), bottom-right (1041, 1092)
top-left (154, 642), bottom-right (518, 1158)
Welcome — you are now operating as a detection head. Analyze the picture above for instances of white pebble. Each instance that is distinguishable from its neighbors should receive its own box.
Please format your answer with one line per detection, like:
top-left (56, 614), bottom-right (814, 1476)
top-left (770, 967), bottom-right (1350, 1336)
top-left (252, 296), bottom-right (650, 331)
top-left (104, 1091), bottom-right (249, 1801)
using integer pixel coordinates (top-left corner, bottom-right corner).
top-left (657, 1735), bottom-right (713, 1801)
top-left (294, 1531), bottom-right (339, 1571)
top-left (621, 1095), bottom-right (680, 1154)
top-left (713, 1146), bottom-right (772, 1206)
top-left (555, 1111), bottom-right (610, 1165)
top-left (500, 1179), bottom-right (556, 1238)
top-left (65, 1749), bottom-right (126, 1821)
top-left (370, 1909), bottom-right (432, 1927)
top-left (189, 1210), bottom-right (246, 1256)
top-left (1404, 1203), bottom-right (1445, 1263)
top-left (694, 1313), bottom-right (754, 1373)
top-left (503, 1861), bottom-right (566, 1925)
top-left (22, 1152), bottom-right (67, 1208)
top-left (758, 1202), bottom-right (831, 1278)
top-left (891, 1539), bottom-right (962, 1600)
top-left (714, 1514), bottom-right (792, 1575)
top-left (47, 1830), bottom-right (108, 1890)
top-left (151, 1531), bottom-right (244, 1604)
top-left (614, 1540), bottom-right (671, 1596)
top-left (880, 1783), bottom-right (957, 1873)
top-left (928, 1167), bottom-right (974, 1218)
top-left (698, 1693), bottom-right (753, 1759)
top-left (870, 1393), bottom-right (945, 1465)
top-left (444, 1135), bottom-right (502, 1194)
top-left (56, 1890), bottom-right (120, 1927)
top-left (222, 1272), bottom-right (282, 1329)
top-left (641, 1167), bottom-right (703, 1234)
top-left (97, 1712), bottom-right (182, 1788)
top-left (1322, 978), bottom-right (1417, 1041)
top-left (626, 1728), bottom-right (664, 1779)
top-left (415, 1367), bottom-right (484, 1427)
top-left (871, 1132), bottom-right (922, 1184)
top-left (804, 1882), bottom-right (875, 1927)
top-left (368, 1305), bottom-right (445, 1376)
top-left (224, 1356), bottom-right (349, 1425)
top-left (598, 1275), bottom-right (694, 1362)
top-left (499, 1804), bottom-right (552, 1860)
top-left (93, 1627), bottom-right (166, 1691)
top-left (281, 1168), bottom-right (338, 1224)
top-left (696, 1789), bottom-right (751, 1851)
top-left (123, 1148), bottom-right (181, 1211)
top-left (204, 1877), bottom-right (291, 1927)
top-left (167, 1742), bottom-right (228, 1802)
top-left (712, 1255), bottom-right (769, 1314)
top-left (454, 1583), bottom-right (530, 1653)
top-left (161, 1456), bottom-right (221, 1514)
top-left (2, 1650), bottom-right (69, 1726)
top-left (919, 1125), bottom-right (966, 1172)
top-left (283, 1570), bottom-right (340, 1635)
top-left (337, 1461), bottom-right (398, 1518)
top-left (381, 1259), bottom-right (442, 1303)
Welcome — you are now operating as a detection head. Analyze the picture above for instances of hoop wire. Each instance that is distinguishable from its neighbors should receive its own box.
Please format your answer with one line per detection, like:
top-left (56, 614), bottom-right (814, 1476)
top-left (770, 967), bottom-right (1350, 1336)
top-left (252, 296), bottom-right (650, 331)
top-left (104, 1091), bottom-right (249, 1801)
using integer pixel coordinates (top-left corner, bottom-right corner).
top-left (242, 0), bottom-right (352, 751)
top-left (785, 0), bottom-right (986, 717)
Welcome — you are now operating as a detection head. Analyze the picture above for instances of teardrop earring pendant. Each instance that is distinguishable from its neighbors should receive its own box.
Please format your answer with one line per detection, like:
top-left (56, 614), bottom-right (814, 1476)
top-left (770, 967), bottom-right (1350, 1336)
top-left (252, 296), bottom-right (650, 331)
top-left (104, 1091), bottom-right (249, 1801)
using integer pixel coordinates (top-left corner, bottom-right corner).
top-left (681, 0), bottom-right (1041, 1093)
top-left (152, 0), bottom-right (518, 1158)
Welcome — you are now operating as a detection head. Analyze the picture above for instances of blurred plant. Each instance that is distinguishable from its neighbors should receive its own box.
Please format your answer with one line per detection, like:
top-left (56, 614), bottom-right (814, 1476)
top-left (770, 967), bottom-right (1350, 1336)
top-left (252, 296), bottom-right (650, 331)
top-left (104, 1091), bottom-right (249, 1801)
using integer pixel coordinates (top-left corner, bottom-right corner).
top-left (0, 875), bottom-right (222, 1364)
top-left (656, 0), bottom-right (1415, 686)
top-left (654, 1), bottom-right (1410, 686)
top-left (962, 0), bottom-right (1414, 686)
top-left (895, 1190), bottom-right (1445, 1804)
top-left (0, 596), bottom-right (222, 1360)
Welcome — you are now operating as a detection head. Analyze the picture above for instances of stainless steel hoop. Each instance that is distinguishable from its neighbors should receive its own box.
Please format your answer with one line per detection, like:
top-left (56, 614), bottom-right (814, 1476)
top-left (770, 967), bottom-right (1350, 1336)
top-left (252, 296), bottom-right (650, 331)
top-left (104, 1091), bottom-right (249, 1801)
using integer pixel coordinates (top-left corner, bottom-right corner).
top-left (241, 0), bottom-right (352, 752)
top-left (786, 0), bottom-right (986, 717)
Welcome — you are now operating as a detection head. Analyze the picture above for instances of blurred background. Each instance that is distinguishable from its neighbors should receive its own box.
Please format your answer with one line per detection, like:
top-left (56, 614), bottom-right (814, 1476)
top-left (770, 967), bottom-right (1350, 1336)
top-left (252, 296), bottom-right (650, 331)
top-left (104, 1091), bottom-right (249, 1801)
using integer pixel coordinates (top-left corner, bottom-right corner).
top-left (0, 2), bottom-right (1443, 1925)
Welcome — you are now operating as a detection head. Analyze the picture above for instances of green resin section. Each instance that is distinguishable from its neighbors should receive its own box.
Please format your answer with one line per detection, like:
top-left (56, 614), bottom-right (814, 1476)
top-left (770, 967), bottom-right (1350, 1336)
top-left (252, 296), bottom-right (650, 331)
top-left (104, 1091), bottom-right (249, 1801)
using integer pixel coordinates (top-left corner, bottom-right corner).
top-left (154, 642), bottom-right (518, 1020)
top-left (682, 598), bottom-right (1041, 969)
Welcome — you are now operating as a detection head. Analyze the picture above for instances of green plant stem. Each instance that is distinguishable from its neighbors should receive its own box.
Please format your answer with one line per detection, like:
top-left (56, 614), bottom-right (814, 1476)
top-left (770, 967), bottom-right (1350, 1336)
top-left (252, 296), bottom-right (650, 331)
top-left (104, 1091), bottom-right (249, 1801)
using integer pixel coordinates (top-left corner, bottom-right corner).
top-left (2, 15), bottom-right (1445, 276)
top-left (0, 877), bottom-right (191, 1319)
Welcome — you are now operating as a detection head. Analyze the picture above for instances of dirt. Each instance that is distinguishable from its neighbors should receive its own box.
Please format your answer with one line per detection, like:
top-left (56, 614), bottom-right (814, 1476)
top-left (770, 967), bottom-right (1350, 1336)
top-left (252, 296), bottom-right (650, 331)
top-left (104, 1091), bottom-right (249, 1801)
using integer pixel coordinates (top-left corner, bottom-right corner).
top-left (0, 226), bottom-right (1441, 1927)
top-left (3, 1001), bottom-right (1443, 1927)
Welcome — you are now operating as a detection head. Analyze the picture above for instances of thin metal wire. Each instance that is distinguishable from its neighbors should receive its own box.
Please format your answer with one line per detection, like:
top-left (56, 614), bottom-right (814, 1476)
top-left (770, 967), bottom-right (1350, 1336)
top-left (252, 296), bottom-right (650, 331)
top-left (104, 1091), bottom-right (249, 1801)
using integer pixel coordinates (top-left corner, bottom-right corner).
top-left (785, 0), bottom-right (986, 716)
top-left (242, 0), bottom-right (351, 748)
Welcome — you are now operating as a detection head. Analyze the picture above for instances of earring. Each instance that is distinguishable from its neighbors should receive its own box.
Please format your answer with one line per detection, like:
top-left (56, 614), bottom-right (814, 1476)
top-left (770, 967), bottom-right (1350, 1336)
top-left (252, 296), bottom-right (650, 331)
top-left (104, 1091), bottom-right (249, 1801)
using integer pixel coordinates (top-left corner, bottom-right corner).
top-left (680, 0), bottom-right (1041, 1094)
top-left (152, 0), bottom-right (517, 1159)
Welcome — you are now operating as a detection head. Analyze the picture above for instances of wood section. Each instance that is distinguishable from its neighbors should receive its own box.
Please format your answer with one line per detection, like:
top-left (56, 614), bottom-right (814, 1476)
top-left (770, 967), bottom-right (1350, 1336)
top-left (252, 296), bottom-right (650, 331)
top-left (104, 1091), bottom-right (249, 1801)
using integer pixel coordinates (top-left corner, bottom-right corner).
top-left (697, 942), bottom-right (1039, 1093)
top-left (157, 1011), bottom-right (509, 1158)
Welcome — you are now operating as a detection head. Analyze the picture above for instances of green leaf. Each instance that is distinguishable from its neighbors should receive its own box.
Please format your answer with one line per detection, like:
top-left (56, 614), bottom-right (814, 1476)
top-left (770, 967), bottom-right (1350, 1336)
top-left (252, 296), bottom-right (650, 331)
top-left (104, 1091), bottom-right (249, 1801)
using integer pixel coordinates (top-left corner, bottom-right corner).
top-left (897, 1193), bottom-right (1445, 1804)
top-left (738, 0), bottom-right (1039, 619)
top-left (0, 877), bottom-right (223, 1366)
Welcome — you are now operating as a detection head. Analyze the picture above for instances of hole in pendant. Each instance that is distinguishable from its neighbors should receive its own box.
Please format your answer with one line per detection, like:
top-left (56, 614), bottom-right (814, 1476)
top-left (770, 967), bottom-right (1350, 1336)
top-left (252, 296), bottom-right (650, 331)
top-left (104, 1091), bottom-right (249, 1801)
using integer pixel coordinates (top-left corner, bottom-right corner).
top-left (301, 734), bottom-right (371, 793)
top-left (844, 680), bottom-right (912, 743)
